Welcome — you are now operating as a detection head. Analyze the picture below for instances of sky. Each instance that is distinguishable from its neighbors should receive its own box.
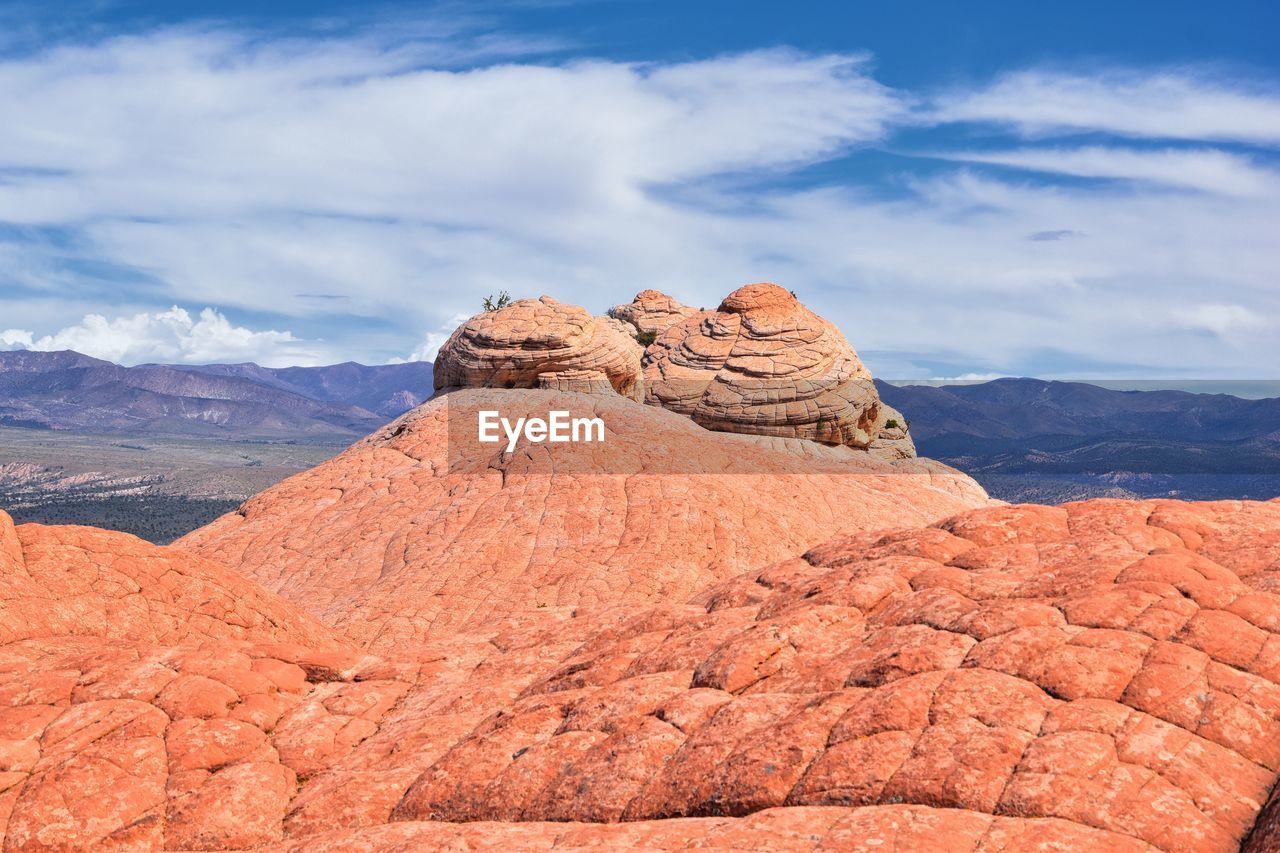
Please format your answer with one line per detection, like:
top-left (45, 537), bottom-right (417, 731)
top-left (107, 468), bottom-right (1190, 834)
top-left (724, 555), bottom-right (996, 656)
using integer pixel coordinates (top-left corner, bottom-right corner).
top-left (0, 0), bottom-right (1277, 377)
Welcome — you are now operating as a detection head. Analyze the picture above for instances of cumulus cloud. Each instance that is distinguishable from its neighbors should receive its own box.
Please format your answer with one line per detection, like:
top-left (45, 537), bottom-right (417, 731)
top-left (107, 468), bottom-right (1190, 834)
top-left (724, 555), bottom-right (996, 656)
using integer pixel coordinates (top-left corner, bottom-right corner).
top-left (394, 312), bottom-right (472, 364)
top-left (0, 307), bottom-right (322, 366)
top-left (0, 25), bottom-right (1277, 378)
top-left (0, 329), bottom-right (34, 348)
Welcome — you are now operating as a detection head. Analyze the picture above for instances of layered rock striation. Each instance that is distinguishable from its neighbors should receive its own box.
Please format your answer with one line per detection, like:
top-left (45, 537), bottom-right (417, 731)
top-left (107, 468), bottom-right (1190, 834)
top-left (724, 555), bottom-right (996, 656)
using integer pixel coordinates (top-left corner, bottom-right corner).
top-left (607, 289), bottom-right (701, 338)
top-left (434, 286), bottom-right (916, 458)
top-left (642, 283), bottom-right (904, 453)
top-left (433, 296), bottom-right (643, 400)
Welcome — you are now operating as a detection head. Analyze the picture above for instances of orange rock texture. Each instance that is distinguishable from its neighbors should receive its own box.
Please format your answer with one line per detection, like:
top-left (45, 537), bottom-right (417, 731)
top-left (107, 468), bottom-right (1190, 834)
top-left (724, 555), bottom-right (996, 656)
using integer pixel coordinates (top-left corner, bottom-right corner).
top-left (433, 296), bottom-right (643, 399)
top-left (643, 283), bottom-right (903, 452)
top-left (178, 388), bottom-right (988, 649)
top-left (3, 286), bottom-right (1277, 851)
top-left (608, 289), bottom-right (701, 337)
top-left (0, 510), bottom-right (335, 648)
top-left (5, 497), bottom-right (1280, 849)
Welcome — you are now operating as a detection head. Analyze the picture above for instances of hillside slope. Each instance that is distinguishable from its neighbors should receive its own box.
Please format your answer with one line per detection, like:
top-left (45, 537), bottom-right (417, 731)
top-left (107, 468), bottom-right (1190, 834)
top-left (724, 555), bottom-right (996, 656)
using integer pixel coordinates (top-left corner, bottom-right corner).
top-left (178, 388), bottom-right (989, 648)
top-left (160, 360), bottom-right (433, 417)
top-left (879, 378), bottom-right (1280, 502)
top-left (0, 350), bottom-right (388, 438)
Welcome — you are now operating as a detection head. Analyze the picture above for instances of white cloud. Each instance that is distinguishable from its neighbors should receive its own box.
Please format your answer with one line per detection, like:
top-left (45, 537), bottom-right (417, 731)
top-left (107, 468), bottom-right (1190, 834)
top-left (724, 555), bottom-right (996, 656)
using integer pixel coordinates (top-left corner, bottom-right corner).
top-left (394, 312), bottom-right (472, 363)
top-left (0, 38), bottom-right (899, 229)
top-left (0, 28), bottom-right (1277, 378)
top-left (934, 69), bottom-right (1280, 144)
top-left (0, 306), bottom-right (322, 366)
top-left (0, 329), bottom-right (34, 348)
top-left (737, 169), bottom-right (1280, 376)
top-left (1171, 304), bottom-right (1270, 337)
top-left (0, 32), bottom-right (905, 364)
top-left (934, 146), bottom-right (1280, 197)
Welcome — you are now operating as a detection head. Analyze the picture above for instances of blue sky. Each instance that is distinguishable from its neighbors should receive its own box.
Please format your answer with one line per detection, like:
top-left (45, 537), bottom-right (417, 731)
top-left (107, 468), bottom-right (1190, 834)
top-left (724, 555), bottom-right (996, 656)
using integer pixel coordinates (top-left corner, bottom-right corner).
top-left (0, 0), bottom-right (1277, 376)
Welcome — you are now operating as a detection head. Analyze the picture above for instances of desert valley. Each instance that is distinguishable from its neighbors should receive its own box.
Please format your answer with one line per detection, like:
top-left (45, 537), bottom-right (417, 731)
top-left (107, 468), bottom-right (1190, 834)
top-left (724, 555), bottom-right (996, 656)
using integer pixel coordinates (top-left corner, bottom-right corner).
top-left (1, 284), bottom-right (1278, 851)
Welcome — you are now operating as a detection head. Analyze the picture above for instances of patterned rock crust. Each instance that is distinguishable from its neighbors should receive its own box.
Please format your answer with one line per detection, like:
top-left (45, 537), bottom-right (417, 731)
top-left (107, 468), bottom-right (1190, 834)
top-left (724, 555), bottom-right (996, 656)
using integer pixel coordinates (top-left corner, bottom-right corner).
top-left (643, 283), bottom-right (902, 452)
top-left (4, 497), bottom-right (1280, 849)
top-left (869, 402), bottom-right (917, 460)
top-left (0, 510), bottom-right (335, 648)
top-left (607, 289), bottom-right (701, 337)
top-left (433, 296), bottom-right (643, 400)
top-left (178, 389), bottom-right (988, 649)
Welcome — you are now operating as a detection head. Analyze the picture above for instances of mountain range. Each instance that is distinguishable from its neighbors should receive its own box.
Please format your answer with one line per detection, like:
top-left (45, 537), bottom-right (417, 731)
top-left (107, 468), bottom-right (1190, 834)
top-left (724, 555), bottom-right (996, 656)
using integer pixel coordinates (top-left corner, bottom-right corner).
top-left (3, 349), bottom-right (1278, 502)
top-left (152, 359), bottom-right (434, 417)
top-left (0, 349), bottom-right (432, 439)
top-left (878, 377), bottom-right (1280, 501)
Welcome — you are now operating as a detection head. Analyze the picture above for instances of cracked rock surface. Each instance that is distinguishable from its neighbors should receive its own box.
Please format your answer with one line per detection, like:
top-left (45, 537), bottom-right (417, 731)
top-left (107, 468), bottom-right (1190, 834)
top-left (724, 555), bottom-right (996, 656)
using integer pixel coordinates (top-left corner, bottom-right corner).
top-left (6, 394), bottom-right (1280, 849)
top-left (177, 389), bottom-right (987, 649)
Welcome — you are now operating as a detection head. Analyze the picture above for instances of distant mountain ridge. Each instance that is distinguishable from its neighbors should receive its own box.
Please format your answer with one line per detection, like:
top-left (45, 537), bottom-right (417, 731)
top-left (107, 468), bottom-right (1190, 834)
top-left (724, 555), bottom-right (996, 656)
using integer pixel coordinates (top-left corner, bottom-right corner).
top-left (3, 354), bottom-right (1277, 502)
top-left (877, 377), bottom-right (1280, 502)
top-left (878, 377), bottom-right (1280, 442)
top-left (151, 360), bottom-right (434, 417)
top-left (0, 350), bottom-right (434, 439)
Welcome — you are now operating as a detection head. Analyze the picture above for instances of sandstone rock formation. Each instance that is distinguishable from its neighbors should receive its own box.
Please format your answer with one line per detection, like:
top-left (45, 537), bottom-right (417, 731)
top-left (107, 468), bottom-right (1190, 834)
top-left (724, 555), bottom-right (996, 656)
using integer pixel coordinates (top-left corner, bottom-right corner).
top-left (0, 510), bottom-right (335, 648)
top-left (6, 295), bottom-right (1278, 851)
top-left (6, 497), bottom-right (1280, 849)
top-left (0, 510), bottom-right (362, 849)
top-left (869, 401), bottom-right (917, 460)
top-left (535, 368), bottom-right (615, 394)
top-left (607, 289), bottom-right (701, 338)
top-left (275, 807), bottom-right (1147, 850)
top-left (432, 286), bottom-right (918, 461)
top-left (433, 297), bottom-right (643, 399)
top-left (178, 389), bottom-right (988, 649)
top-left (381, 497), bottom-right (1280, 853)
top-left (643, 283), bottom-right (905, 453)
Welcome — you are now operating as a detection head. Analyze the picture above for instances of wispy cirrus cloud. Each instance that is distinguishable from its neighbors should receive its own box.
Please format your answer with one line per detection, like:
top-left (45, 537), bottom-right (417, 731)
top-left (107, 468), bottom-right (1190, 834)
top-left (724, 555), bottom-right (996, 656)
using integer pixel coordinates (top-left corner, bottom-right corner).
top-left (0, 23), bottom-right (1277, 376)
top-left (0, 30), bottom-right (906, 364)
top-left (932, 146), bottom-right (1280, 197)
top-left (932, 69), bottom-right (1280, 144)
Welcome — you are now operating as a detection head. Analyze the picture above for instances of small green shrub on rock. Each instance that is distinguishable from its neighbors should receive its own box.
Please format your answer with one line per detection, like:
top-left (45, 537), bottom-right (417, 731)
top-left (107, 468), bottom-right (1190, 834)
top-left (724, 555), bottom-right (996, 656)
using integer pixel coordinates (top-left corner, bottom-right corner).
top-left (483, 291), bottom-right (512, 312)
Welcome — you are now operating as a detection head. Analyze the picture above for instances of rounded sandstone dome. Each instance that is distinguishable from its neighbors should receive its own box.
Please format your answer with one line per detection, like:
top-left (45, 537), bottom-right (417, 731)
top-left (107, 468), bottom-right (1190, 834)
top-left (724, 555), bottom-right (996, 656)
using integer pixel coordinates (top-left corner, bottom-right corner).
top-left (434, 296), bottom-right (642, 399)
top-left (643, 283), bottom-right (894, 450)
top-left (717, 281), bottom-right (795, 314)
top-left (607, 289), bottom-right (700, 337)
